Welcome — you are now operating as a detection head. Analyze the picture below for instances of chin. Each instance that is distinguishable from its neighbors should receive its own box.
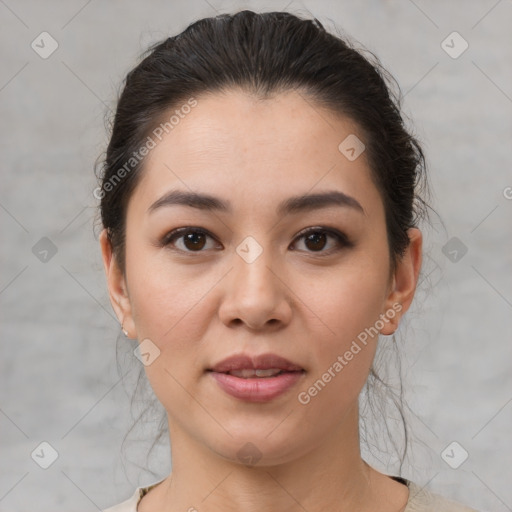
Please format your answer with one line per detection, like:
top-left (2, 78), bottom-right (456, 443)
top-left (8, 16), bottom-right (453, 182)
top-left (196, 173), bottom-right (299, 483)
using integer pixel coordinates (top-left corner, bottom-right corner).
top-left (204, 427), bottom-right (312, 468)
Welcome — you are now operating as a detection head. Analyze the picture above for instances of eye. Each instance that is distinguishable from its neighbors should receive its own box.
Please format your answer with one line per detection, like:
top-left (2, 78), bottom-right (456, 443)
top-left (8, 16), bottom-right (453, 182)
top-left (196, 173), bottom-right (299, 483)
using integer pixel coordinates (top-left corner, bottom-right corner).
top-left (291, 227), bottom-right (352, 254)
top-left (161, 227), bottom-right (220, 252)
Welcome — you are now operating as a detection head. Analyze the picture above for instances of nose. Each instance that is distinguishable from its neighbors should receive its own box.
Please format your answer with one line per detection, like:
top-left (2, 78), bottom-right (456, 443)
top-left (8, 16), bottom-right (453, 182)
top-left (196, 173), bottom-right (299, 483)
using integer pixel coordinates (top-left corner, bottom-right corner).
top-left (218, 243), bottom-right (292, 331)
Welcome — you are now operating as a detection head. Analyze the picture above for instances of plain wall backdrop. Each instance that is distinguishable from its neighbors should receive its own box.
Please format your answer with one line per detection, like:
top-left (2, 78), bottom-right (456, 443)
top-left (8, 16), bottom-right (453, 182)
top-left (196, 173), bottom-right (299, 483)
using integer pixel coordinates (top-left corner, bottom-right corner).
top-left (1, 0), bottom-right (511, 510)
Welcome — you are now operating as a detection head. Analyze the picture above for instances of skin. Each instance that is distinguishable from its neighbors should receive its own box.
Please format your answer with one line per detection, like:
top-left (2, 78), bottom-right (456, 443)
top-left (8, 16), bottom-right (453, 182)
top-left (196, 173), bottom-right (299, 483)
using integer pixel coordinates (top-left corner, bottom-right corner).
top-left (100, 88), bottom-right (422, 512)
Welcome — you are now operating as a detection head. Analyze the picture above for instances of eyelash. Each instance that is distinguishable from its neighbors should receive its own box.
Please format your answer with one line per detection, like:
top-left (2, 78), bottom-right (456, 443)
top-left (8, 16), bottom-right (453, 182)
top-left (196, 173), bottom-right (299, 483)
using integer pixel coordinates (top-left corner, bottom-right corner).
top-left (160, 226), bottom-right (353, 256)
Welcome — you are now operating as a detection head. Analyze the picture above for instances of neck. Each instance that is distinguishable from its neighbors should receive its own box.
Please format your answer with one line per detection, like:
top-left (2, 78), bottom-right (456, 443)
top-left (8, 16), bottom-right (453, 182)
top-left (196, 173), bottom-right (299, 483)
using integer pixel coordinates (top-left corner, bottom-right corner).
top-left (140, 404), bottom-right (406, 512)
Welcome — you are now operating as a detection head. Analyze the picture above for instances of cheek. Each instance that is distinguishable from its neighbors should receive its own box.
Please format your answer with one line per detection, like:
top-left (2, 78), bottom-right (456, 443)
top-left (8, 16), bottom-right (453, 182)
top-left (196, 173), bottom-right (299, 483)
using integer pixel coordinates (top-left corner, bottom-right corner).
top-left (126, 264), bottom-right (218, 415)
top-left (126, 239), bottom-right (214, 341)
top-left (291, 254), bottom-right (389, 406)
top-left (297, 254), bottom-right (390, 344)
top-left (129, 276), bottom-right (217, 369)
top-left (125, 249), bottom-right (227, 394)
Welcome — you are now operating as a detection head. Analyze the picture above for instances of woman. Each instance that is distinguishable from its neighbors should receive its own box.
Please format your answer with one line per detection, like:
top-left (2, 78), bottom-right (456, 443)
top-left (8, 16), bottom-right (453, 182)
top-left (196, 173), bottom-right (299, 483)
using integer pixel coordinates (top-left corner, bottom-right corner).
top-left (97, 10), bottom-right (478, 512)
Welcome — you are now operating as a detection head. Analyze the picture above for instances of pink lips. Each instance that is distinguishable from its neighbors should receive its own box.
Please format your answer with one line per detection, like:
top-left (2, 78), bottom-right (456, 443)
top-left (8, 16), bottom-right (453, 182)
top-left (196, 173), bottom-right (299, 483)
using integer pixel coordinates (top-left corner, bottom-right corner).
top-left (207, 353), bottom-right (305, 402)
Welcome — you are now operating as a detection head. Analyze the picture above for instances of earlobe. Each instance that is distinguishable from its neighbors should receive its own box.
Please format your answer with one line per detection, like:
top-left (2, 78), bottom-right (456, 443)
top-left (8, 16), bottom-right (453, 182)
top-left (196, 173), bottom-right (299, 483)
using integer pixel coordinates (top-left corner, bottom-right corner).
top-left (380, 228), bottom-right (423, 335)
top-left (99, 228), bottom-right (136, 338)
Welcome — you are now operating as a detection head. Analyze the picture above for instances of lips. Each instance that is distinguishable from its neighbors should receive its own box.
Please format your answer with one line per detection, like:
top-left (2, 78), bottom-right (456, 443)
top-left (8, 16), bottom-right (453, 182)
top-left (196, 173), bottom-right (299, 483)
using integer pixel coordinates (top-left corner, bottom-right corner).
top-left (207, 353), bottom-right (304, 374)
top-left (207, 353), bottom-right (305, 402)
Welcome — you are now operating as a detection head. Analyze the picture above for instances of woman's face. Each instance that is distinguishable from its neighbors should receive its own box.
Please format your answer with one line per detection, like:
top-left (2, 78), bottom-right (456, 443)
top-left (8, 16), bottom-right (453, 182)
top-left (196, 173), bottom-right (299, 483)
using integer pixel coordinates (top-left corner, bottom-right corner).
top-left (101, 89), bottom-right (421, 465)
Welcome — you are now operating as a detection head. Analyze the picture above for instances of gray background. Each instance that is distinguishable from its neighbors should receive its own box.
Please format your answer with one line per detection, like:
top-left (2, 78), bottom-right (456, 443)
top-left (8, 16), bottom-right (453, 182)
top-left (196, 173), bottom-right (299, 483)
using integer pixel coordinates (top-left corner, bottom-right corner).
top-left (1, 0), bottom-right (511, 511)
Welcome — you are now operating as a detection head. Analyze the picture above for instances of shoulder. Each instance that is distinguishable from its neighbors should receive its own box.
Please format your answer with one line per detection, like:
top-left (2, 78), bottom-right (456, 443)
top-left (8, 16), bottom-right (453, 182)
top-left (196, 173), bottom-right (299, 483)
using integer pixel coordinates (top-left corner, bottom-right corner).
top-left (405, 480), bottom-right (480, 512)
top-left (102, 480), bottom-right (165, 512)
top-left (102, 487), bottom-right (140, 512)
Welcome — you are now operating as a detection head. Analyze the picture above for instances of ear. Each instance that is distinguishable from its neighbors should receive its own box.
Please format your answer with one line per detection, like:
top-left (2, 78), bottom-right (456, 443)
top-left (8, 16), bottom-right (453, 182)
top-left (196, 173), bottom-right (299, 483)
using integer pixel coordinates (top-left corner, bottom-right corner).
top-left (380, 227), bottom-right (423, 335)
top-left (99, 228), bottom-right (136, 338)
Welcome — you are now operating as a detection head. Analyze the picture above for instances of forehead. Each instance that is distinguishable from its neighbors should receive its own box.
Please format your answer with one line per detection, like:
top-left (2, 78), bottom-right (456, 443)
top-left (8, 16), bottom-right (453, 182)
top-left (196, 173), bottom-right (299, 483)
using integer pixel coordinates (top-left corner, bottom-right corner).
top-left (128, 89), bottom-right (383, 219)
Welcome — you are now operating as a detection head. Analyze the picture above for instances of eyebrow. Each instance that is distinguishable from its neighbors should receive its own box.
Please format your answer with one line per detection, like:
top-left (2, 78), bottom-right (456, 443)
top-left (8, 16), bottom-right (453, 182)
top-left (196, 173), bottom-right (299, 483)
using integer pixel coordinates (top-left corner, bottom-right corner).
top-left (147, 189), bottom-right (365, 216)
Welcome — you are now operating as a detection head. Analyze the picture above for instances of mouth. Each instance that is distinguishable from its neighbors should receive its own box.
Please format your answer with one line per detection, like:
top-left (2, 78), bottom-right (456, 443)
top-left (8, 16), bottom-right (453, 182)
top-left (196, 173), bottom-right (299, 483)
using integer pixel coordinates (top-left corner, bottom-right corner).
top-left (206, 353), bottom-right (305, 402)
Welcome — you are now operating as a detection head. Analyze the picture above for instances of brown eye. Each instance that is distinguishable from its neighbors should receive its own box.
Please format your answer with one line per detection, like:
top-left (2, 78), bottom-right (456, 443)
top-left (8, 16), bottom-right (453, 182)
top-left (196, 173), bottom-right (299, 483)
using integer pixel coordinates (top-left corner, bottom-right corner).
top-left (304, 231), bottom-right (328, 251)
top-left (162, 228), bottom-right (218, 252)
top-left (182, 231), bottom-right (207, 250)
top-left (292, 227), bottom-right (352, 254)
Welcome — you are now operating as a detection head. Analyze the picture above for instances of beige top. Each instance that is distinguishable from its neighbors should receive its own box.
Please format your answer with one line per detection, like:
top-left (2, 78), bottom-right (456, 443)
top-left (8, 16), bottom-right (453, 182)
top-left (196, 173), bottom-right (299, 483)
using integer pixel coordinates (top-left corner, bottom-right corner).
top-left (102, 477), bottom-right (479, 512)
